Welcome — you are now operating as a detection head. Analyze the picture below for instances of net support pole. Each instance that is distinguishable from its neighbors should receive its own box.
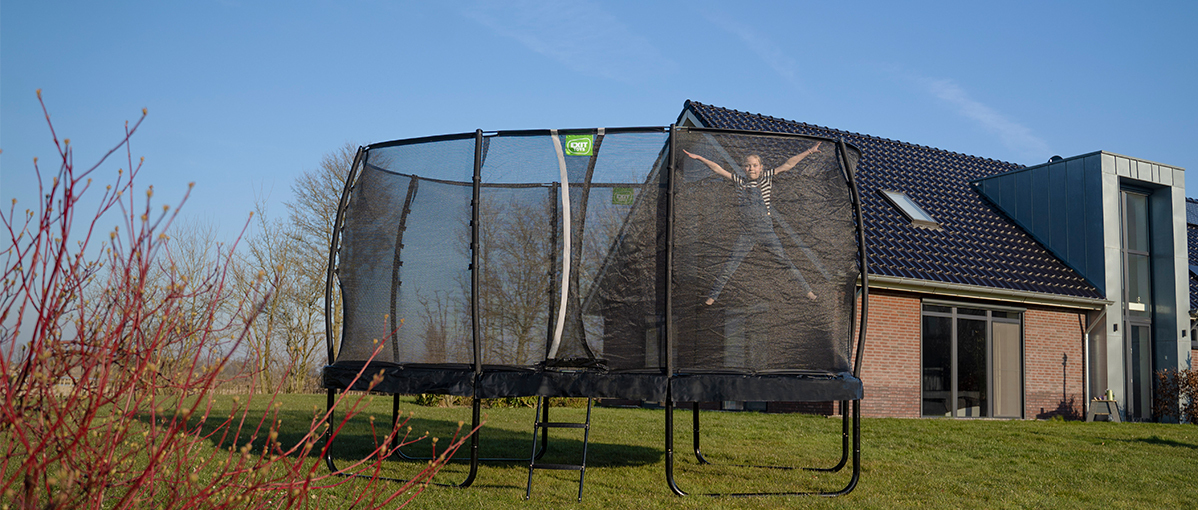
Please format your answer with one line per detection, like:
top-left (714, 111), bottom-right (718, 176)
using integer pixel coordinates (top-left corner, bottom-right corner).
top-left (565, 128), bottom-right (604, 359)
top-left (548, 129), bottom-right (572, 359)
top-left (837, 140), bottom-right (868, 378)
top-left (460, 128), bottom-right (485, 489)
top-left (664, 124), bottom-right (686, 496)
top-left (325, 146), bottom-right (364, 364)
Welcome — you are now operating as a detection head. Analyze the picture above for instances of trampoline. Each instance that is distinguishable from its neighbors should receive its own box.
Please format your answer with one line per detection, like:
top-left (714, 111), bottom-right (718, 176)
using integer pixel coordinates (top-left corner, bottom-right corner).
top-left (322, 125), bottom-right (868, 497)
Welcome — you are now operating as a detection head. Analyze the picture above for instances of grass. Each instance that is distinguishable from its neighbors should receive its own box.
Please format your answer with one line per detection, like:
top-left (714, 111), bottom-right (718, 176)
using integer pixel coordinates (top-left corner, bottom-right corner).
top-left (180, 394), bottom-right (1198, 509)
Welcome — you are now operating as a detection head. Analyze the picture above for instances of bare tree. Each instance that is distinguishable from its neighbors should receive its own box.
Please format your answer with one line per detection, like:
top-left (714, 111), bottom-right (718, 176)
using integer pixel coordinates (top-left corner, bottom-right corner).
top-left (153, 217), bottom-right (241, 381)
top-left (286, 142), bottom-right (356, 367)
top-left (234, 143), bottom-right (357, 393)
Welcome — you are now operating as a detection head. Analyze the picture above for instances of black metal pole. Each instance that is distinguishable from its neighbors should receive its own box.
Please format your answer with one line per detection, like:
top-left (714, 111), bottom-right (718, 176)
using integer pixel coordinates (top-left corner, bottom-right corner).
top-left (692, 402), bottom-right (709, 464)
top-left (664, 124), bottom-right (686, 496)
top-left (838, 140), bottom-right (868, 378)
top-left (389, 176), bottom-right (420, 363)
top-left (459, 128), bottom-right (485, 489)
top-left (324, 389), bottom-right (337, 472)
top-left (325, 147), bottom-right (363, 365)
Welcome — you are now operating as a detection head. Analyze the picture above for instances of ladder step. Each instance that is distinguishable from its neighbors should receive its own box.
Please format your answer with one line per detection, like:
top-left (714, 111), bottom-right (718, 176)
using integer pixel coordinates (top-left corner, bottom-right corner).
top-left (531, 463), bottom-right (584, 471)
top-left (536, 422), bottom-right (588, 429)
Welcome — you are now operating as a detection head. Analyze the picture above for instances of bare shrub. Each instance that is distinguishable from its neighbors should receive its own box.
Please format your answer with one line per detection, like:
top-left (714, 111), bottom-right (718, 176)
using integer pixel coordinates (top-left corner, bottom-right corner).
top-left (1154, 367), bottom-right (1198, 424)
top-left (0, 92), bottom-right (471, 509)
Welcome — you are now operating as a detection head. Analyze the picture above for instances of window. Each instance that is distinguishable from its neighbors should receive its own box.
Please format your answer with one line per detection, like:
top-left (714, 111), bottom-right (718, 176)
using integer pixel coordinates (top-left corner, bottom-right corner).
top-left (922, 302), bottom-right (1023, 418)
top-left (879, 190), bottom-right (940, 229)
top-left (1120, 189), bottom-right (1153, 421)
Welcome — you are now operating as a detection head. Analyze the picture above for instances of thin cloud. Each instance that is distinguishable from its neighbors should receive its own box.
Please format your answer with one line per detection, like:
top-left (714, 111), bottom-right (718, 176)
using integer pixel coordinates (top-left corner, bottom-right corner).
top-left (704, 13), bottom-right (803, 89)
top-left (921, 77), bottom-right (1050, 159)
top-left (461, 0), bottom-right (676, 83)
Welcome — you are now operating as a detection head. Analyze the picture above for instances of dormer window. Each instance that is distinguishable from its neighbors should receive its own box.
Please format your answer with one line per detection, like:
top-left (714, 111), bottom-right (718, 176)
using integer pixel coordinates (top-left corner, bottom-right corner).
top-left (880, 189), bottom-right (940, 229)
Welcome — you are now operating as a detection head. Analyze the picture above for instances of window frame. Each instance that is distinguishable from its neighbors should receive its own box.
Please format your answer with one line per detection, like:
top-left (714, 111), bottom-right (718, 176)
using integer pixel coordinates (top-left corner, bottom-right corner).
top-left (879, 189), bottom-right (941, 229)
top-left (920, 300), bottom-right (1025, 419)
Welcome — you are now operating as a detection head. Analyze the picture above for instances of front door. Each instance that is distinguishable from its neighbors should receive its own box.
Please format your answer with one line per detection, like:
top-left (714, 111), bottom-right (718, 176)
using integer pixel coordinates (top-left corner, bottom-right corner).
top-left (1126, 322), bottom-right (1153, 420)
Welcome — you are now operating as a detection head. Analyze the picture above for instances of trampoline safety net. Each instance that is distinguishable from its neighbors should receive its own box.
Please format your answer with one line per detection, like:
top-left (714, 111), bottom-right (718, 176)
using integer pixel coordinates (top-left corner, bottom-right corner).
top-left (324, 127), bottom-right (863, 403)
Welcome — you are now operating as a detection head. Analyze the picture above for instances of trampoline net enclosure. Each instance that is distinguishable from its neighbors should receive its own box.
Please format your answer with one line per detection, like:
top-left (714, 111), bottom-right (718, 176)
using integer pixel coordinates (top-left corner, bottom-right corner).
top-left (324, 127), bottom-right (863, 402)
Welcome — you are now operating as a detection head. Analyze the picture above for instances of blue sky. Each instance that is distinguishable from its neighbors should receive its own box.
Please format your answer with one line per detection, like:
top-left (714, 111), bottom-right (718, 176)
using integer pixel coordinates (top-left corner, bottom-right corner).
top-left (3, 1), bottom-right (1196, 241)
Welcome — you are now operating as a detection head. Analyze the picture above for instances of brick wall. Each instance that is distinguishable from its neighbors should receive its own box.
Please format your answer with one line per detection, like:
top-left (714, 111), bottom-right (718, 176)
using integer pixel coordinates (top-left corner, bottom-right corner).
top-left (854, 290), bottom-right (1086, 420)
top-left (856, 290), bottom-right (922, 418)
top-left (1022, 306), bottom-right (1085, 419)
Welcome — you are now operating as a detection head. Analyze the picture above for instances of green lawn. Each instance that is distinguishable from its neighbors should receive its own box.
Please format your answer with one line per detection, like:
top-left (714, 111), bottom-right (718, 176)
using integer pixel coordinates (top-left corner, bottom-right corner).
top-left (215, 394), bottom-right (1198, 509)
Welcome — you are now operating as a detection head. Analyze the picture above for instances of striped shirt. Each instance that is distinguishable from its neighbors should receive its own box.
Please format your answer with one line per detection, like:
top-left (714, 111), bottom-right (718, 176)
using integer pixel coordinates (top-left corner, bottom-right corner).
top-left (731, 168), bottom-right (775, 215)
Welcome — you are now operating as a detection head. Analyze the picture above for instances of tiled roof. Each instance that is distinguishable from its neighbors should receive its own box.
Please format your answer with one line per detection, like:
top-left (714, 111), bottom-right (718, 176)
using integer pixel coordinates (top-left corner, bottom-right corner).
top-left (684, 101), bottom-right (1103, 300)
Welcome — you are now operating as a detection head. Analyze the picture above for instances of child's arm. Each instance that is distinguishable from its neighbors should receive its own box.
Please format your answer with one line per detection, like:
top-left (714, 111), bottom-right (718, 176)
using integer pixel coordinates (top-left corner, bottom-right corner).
top-left (682, 149), bottom-right (734, 180)
top-left (774, 141), bottom-right (822, 175)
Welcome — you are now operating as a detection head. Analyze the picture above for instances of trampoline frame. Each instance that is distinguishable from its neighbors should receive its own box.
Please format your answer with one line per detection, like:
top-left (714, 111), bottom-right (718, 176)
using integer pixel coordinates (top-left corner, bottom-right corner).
top-left (320, 126), bottom-right (869, 496)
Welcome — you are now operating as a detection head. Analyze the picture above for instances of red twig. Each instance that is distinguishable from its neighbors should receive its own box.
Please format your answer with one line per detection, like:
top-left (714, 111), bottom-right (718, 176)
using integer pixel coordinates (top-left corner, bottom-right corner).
top-left (0, 92), bottom-right (475, 509)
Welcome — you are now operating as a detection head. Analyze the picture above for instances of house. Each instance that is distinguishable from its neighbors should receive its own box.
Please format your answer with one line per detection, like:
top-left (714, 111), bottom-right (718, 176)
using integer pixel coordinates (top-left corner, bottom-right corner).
top-left (680, 101), bottom-right (1191, 420)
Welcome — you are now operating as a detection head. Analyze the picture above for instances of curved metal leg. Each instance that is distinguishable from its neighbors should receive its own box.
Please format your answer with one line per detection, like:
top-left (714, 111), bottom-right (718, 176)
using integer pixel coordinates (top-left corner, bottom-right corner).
top-left (691, 400), bottom-right (847, 473)
top-left (665, 394), bottom-right (862, 497)
top-left (664, 392), bottom-right (687, 496)
top-left (323, 389), bottom-right (481, 488)
top-left (692, 402), bottom-right (710, 464)
top-left (391, 397), bottom-right (548, 463)
top-left (804, 400), bottom-right (849, 473)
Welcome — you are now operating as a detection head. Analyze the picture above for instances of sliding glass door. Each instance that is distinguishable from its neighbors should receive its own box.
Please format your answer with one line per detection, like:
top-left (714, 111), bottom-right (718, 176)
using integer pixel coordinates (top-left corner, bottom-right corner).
top-left (922, 304), bottom-right (1023, 418)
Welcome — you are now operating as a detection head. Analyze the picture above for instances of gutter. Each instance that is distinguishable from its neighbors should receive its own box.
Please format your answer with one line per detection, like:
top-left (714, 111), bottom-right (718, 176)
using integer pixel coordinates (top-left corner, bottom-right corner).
top-left (866, 274), bottom-right (1112, 311)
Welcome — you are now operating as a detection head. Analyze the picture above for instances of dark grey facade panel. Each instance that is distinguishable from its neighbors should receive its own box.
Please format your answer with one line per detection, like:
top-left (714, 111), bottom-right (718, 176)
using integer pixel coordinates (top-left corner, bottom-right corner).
top-left (1066, 158), bottom-right (1087, 269)
top-left (1048, 163), bottom-right (1068, 252)
top-left (1016, 169), bottom-right (1033, 226)
top-left (1084, 155), bottom-right (1106, 293)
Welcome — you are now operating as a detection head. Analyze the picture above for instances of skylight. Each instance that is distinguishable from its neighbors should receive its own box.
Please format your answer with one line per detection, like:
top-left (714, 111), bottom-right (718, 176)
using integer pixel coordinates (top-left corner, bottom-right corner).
top-left (880, 190), bottom-right (940, 229)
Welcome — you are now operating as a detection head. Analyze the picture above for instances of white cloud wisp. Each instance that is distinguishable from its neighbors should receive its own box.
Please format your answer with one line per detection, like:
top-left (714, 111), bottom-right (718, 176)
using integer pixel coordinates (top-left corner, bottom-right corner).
top-left (924, 77), bottom-right (1050, 160)
top-left (461, 0), bottom-right (676, 84)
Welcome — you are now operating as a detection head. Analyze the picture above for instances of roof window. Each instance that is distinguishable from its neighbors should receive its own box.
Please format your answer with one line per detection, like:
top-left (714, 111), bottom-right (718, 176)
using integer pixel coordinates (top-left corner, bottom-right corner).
top-left (880, 189), bottom-right (940, 229)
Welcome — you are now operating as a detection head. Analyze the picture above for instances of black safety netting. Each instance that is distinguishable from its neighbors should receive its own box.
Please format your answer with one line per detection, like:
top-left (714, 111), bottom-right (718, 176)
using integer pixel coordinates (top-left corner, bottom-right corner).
top-left (670, 130), bottom-right (860, 375)
top-left (327, 127), bottom-right (862, 401)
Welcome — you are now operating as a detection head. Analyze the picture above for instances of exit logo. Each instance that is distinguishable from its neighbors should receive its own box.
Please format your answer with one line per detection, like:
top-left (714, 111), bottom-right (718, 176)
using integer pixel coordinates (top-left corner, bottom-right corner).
top-left (612, 187), bottom-right (634, 205)
top-left (564, 134), bottom-right (593, 156)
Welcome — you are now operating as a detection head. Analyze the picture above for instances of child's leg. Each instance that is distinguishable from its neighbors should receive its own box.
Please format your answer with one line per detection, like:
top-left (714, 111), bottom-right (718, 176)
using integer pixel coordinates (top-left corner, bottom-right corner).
top-left (706, 233), bottom-right (756, 304)
top-left (760, 232), bottom-right (815, 299)
top-left (772, 214), bottom-right (832, 281)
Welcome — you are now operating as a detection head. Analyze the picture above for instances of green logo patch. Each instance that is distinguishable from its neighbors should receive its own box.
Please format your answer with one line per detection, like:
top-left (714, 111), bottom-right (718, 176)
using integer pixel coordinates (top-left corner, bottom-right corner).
top-left (564, 134), bottom-right (593, 156)
top-left (612, 187), bottom-right (634, 205)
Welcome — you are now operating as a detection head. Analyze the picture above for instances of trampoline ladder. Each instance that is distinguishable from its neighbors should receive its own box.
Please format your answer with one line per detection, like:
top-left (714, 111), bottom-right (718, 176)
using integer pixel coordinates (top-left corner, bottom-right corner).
top-left (525, 397), bottom-right (593, 501)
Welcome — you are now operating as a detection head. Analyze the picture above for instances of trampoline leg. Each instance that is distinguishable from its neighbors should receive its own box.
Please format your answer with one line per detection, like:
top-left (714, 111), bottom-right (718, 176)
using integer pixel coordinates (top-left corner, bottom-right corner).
top-left (539, 399), bottom-right (550, 461)
top-left (663, 398), bottom-right (862, 497)
top-left (822, 399), bottom-right (862, 497)
top-left (324, 389), bottom-right (338, 474)
top-left (392, 394), bottom-right (541, 463)
top-left (525, 396), bottom-right (543, 500)
top-left (804, 400), bottom-right (849, 473)
top-left (692, 402), bottom-right (710, 464)
top-left (664, 393), bottom-right (687, 496)
top-left (458, 397), bottom-right (481, 488)
top-left (323, 389), bottom-right (480, 488)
